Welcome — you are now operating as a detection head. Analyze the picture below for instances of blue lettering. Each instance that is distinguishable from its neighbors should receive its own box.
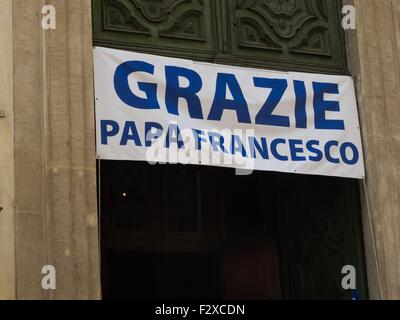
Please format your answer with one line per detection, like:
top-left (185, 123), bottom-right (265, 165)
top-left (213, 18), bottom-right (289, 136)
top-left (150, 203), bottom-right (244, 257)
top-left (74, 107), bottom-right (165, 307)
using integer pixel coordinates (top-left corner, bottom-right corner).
top-left (231, 135), bottom-right (247, 157)
top-left (165, 123), bottom-right (184, 149)
top-left (271, 138), bottom-right (288, 161)
top-left (306, 140), bottom-right (323, 162)
top-left (313, 82), bottom-right (344, 130)
top-left (289, 139), bottom-right (306, 161)
top-left (294, 80), bottom-right (307, 129)
top-left (120, 121), bottom-right (142, 146)
top-left (208, 73), bottom-right (251, 124)
top-left (248, 136), bottom-right (269, 160)
top-left (325, 140), bottom-right (340, 164)
top-left (114, 61), bottom-right (160, 109)
top-left (165, 66), bottom-right (204, 119)
top-left (145, 122), bottom-right (163, 147)
top-left (208, 132), bottom-right (228, 153)
top-left (101, 120), bottom-right (119, 145)
top-left (254, 78), bottom-right (289, 127)
top-left (340, 142), bottom-right (359, 165)
top-left (192, 129), bottom-right (207, 150)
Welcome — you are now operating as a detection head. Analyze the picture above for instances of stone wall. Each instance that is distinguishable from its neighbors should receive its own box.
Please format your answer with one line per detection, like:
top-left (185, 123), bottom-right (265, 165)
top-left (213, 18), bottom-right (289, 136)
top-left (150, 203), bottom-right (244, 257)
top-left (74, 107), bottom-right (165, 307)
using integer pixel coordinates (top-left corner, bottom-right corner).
top-left (12, 0), bottom-right (100, 299)
top-left (0, 0), bottom-right (16, 300)
top-left (347, 0), bottom-right (400, 299)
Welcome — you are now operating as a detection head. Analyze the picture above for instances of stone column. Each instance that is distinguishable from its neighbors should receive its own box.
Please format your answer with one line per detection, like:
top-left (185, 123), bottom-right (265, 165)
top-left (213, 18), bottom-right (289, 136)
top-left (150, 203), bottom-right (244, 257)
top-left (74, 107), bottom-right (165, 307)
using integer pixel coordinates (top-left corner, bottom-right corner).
top-left (346, 0), bottom-right (400, 299)
top-left (13, 0), bottom-right (100, 299)
top-left (0, 0), bottom-right (16, 300)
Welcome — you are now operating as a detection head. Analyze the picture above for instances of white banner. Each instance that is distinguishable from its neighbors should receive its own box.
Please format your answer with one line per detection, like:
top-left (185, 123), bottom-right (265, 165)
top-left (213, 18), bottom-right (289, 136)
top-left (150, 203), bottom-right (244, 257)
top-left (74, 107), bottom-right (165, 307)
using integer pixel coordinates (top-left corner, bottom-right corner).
top-left (93, 46), bottom-right (365, 179)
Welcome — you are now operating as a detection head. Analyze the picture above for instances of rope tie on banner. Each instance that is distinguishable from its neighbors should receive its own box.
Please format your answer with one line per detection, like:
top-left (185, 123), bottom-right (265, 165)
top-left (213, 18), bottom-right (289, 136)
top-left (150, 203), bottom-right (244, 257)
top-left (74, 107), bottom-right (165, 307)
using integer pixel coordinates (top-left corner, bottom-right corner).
top-left (362, 178), bottom-right (384, 299)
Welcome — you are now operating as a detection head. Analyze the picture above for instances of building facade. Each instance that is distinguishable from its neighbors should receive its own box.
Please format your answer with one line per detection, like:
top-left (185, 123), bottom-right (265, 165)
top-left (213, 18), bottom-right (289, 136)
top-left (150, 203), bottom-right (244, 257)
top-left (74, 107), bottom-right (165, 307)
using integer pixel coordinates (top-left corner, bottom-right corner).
top-left (0, 0), bottom-right (399, 299)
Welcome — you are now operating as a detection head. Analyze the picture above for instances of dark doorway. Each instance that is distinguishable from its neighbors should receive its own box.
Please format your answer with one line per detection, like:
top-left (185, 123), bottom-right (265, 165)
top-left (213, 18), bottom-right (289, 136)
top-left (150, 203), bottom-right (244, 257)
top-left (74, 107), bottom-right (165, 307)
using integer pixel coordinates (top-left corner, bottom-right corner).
top-left (99, 161), bottom-right (368, 300)
top-left (100, 161), bottom-right (282, 299)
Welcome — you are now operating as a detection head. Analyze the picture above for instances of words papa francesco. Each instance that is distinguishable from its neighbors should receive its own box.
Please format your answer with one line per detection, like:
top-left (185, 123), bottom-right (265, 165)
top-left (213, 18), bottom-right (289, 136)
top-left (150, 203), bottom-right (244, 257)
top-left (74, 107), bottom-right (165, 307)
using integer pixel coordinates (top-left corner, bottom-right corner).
top-left (94, 47), bottom-right (365, 179)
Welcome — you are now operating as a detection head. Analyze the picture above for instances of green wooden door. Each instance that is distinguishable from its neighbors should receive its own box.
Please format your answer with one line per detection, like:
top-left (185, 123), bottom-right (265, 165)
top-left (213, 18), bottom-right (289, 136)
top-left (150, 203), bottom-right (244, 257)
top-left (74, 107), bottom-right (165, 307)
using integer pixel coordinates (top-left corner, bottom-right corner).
top-left (275, 174), bottom-right (368, 299)
top-left (93, 0), bottom-right (347, 73)
top-left (93, 0), bottom-right (368, 299)
top-left (93, 0), bottom-right (219, 61)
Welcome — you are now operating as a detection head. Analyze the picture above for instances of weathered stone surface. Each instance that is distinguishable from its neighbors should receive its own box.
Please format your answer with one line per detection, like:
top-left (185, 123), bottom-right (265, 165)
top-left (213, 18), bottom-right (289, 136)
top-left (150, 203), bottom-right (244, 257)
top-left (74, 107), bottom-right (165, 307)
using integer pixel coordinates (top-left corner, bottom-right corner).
top-left (13, 0), bottom-right (100, 299)
top-left (0, 0), bottom-right (16, 300)
top-left (347, 0), bottom-right (400, 299)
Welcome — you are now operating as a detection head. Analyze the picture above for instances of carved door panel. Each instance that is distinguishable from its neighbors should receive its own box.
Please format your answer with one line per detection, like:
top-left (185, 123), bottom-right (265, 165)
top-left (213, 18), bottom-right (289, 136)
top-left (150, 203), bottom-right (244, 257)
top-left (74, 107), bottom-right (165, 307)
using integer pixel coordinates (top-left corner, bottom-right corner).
top-left (93, 0), bottom-right (219, 61)
top-left (221, 0), bottom-right (346, 73)
top-left (93, 0), bottom-right (347, 73)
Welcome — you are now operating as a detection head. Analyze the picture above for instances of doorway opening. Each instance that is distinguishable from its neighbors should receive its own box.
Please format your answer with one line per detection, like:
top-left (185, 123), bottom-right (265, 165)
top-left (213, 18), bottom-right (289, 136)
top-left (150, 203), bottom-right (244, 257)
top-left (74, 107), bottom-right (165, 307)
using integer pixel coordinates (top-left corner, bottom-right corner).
top-left (100, 161), bottom-right (281, 299)
top-left (99, 161), bottom-right (368, 300)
